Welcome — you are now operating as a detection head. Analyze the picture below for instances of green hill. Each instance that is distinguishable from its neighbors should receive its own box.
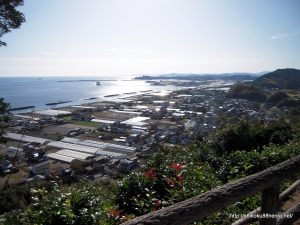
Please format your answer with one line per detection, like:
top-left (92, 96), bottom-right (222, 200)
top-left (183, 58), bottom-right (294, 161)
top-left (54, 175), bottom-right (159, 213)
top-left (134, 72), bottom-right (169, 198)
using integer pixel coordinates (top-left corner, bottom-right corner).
top-left (253, 68), bottom-right (300, 89)
top-left (266, 91), bottom-right (289, 103)
top-left (226, 83), bottom-right (267, 102)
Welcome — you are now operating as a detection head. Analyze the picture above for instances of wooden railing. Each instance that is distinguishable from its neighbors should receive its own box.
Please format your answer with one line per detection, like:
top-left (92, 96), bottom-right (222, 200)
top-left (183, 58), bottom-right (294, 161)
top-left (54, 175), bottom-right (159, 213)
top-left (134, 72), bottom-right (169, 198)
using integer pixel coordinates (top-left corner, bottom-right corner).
top-left (122, 155), bottom-right (300, 225)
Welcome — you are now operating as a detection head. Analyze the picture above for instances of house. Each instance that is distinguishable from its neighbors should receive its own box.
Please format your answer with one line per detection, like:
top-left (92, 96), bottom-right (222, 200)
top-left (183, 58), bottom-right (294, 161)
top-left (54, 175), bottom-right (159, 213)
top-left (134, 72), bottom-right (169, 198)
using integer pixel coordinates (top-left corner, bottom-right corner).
top-left (118, 157), bottom-right (138, 172)
top-left (7, 147), bottom-right (23, 158)
top-left (0, 160), bottom-right (13, 174)
top-left (31, 160), bottom-right (50, 175)
top-left (67, 128), bottom-right (86, 137)
top-left (171, 112), bottom-right (185, 120)
top-left (84, 166), bottom-right (97, 175)
top-left (90, 173), bottom-right (103, 180)
top-left (23, 121), bottom-right (42, 131)
top-left (70, 159), bottom-right (91, 173)
top-left (23, 142), bottom-right (42, 155)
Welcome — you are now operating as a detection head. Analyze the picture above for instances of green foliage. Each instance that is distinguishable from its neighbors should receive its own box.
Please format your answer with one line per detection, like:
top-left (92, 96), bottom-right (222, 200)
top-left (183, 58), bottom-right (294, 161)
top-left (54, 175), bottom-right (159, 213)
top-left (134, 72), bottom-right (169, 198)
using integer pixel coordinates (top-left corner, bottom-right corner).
top-left (115, 120), bottom-right (298, 221)
top-left (210, 136), bottom-right (300, 183)
top-left (4, 119), bottom-right (299, 225)
top-left (72, 120), bottom-right (100, 128)
top-left (116, 147), bottom-right (221, 216)
top-left (197, 193), bottom-right (261, 225)
top-left (226, 83), bottom-right (266, 102)
top-left (0, 97), bottom-right (10, 143)
top-left (0, 186), bottom-right (31, 214)
top-left (267, 91), bottom-right (289, 103)
top-left (277, 98), bottom-right (300, 108)
top-left (0, 0), bottom-right (25, 46)
top-left (211, 120), bottom-right (293, 155)
top-left (8, 181), bottom-right (113, 225)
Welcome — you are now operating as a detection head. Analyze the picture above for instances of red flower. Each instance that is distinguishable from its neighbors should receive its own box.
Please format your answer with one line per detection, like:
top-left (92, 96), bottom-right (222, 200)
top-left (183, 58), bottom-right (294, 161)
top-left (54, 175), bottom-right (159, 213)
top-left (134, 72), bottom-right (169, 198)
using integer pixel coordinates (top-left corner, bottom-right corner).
top-left (171, 162), bottom-right (184, 173)
top-left (144, 168), bottom-right (157, 180)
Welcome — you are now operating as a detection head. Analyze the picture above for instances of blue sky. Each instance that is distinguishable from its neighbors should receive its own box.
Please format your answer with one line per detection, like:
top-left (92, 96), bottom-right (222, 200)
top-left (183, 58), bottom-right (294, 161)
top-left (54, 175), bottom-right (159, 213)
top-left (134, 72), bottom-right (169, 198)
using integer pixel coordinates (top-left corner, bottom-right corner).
top-left (0, 0), bottom-right (299, 76)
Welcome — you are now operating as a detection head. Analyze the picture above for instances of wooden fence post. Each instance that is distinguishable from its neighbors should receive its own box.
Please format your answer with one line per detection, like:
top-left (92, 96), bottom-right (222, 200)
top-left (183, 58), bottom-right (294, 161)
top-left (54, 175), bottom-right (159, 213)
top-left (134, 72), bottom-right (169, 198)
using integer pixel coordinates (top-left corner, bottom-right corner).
top-left (121, 155), bottom-right (300, 225)
top-left (259, 185), bottom-right (279, 225)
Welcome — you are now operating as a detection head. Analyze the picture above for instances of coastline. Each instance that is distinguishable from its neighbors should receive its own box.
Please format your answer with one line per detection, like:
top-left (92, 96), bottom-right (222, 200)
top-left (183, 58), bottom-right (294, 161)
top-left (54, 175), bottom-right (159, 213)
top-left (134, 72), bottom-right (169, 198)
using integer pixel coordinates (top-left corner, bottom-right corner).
top-left (8, 79), bottom-right (235, 115)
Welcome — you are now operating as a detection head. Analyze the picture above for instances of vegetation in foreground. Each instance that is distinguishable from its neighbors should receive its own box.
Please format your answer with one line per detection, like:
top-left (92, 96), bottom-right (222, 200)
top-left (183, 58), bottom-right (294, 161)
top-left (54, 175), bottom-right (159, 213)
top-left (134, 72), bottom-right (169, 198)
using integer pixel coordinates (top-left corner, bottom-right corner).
top-left (0, 0), bottom-right (25, 47)
top-left (1, 119), bottom-right (300, 225)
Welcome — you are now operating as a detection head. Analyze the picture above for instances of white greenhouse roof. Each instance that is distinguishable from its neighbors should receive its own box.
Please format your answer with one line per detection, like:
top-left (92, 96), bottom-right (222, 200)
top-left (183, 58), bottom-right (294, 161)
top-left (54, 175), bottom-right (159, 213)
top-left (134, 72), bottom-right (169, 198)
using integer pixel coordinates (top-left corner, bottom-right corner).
top-left (14, 114), bottom-right (40, 121)
top-left (47, 141), bottom-right (99, 154)
top-left (172, 112), bottom-right (185, 117)
top-left (48, 153), bottom-right (75, 163)
top-left (96, 149), bottom-right (123, 158)
top-left (121, 116), bottom-right (149, 127)
top-left (71, 105), bottom-right (96, 109)
top-left (35, 109), bottom-right (71, 117)
top-left (60, 137), bottom-right (136, 153)
top-left (5, 132), bottom-right (50, 144)
top-left (47, 141), bottom-right (124, 158)
top-left (91, 118), bottom-right (115, 124)
top-left (109, 109), bottom-right (142, 115)
top-left (56, 149), bottom-right (93, 160)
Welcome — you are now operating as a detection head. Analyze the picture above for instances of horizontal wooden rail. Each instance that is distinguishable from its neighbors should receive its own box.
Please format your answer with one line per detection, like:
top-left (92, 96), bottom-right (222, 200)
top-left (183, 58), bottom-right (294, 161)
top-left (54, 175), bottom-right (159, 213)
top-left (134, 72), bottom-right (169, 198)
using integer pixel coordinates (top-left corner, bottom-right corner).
top-left (233, 179), bottom-right (300, 225)
top-left (122, 155), bottom-right (300, 225)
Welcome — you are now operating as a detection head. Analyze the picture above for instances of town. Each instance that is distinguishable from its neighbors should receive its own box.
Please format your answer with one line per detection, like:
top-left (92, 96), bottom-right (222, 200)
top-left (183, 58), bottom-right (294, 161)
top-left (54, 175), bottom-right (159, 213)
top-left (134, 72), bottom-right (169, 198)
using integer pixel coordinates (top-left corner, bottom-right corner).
top-left (0, 79), bottom-right (284, 188)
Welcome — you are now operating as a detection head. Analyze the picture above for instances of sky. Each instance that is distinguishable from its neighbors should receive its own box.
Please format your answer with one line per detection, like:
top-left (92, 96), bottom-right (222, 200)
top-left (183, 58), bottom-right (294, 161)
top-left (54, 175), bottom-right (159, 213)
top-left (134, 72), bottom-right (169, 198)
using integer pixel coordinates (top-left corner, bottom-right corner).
top-left (0, 0), bottom-right (299, 77)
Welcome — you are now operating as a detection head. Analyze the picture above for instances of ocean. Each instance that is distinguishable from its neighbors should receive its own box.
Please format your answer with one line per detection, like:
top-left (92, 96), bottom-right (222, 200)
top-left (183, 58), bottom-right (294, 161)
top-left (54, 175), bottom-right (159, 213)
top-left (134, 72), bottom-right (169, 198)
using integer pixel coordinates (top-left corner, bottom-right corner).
top-left (0, 76), bottom-right (178, 112)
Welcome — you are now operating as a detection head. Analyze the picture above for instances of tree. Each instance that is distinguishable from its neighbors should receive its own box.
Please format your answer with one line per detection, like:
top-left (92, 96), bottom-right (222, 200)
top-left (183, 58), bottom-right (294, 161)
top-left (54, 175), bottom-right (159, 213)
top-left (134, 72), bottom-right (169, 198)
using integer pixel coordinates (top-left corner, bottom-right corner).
top-left (0, 0), bottom-right (25, 47)
top-left (0, 97), bottom-right (9, 143)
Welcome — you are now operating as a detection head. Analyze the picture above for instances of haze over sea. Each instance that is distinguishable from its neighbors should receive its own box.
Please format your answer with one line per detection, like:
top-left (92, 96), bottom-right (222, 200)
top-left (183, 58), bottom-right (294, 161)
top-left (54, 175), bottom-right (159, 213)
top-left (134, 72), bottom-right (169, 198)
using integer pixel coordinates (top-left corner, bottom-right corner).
top-left (0, 76), bottom-right (177, 111)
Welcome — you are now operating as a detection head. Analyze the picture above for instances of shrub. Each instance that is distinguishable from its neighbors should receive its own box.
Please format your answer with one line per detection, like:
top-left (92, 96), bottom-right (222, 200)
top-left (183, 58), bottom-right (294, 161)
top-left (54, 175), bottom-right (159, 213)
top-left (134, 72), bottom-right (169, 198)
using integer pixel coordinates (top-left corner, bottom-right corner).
top-left (12, 182), bottom-right (112, 225)
top-left (116, 147), bottom-right (220, 216)
top-left (212, 120), bottom-right (293, 155)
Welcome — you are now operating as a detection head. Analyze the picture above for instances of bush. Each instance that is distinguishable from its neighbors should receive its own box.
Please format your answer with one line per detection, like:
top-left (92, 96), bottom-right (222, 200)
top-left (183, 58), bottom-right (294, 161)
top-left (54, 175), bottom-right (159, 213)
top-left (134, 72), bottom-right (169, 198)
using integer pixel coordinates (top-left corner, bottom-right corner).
top-left (0, 186), bottom-right (31, 214)
top-left (10, 182), bottom-right (113, 225)
top-left (211, 120), bottom-right (293, 155)
top-left (214, 140), bottom-right (300, 182)
top-left (116, 146), bottom-right (220, 216)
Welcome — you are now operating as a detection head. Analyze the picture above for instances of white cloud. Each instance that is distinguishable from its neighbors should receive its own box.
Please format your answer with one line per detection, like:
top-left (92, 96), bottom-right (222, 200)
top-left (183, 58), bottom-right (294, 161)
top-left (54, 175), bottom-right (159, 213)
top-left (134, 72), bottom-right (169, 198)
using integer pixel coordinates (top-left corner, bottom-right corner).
top-left (271, 32), bottom-right (300, 40)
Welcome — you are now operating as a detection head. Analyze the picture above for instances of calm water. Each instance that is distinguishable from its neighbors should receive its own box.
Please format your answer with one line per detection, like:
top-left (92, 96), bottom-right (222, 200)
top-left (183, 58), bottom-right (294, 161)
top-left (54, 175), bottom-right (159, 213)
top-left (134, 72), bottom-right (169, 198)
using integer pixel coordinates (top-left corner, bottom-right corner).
top-left (0, 76), bottom-right (178, 111)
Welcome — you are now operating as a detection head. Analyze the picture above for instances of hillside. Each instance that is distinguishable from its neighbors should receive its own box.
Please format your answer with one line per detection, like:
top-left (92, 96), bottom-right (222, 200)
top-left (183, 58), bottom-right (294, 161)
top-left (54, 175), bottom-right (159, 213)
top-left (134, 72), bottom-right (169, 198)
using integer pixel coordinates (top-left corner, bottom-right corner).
top-left (226, 83), bottom-right (267, 102)
top-left (253, 68), bottom-right (300, 89)
top-left (266, 91), bottom-right (289, 103)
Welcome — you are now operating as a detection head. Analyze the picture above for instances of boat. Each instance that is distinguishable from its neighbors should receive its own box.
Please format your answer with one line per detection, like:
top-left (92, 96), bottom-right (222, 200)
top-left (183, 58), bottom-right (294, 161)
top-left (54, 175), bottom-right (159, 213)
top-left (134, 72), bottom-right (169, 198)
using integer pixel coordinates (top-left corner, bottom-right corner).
top-left (96, 81), bottom-right (101, 86)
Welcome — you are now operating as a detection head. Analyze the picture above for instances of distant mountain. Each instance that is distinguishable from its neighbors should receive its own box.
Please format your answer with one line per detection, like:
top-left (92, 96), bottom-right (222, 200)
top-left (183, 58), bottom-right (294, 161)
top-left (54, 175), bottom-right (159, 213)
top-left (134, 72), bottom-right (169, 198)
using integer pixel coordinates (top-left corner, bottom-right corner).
top-left (253, 68), bottom-right (300, 89)
top-left (135, 73), bottom-right (261, 81)
top-left (226, 68), bottom-right (300, 104)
